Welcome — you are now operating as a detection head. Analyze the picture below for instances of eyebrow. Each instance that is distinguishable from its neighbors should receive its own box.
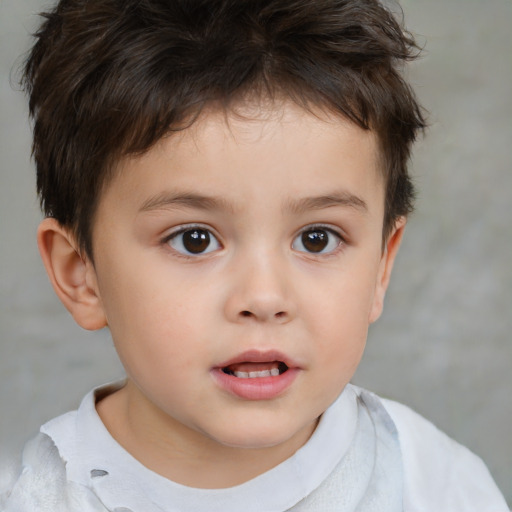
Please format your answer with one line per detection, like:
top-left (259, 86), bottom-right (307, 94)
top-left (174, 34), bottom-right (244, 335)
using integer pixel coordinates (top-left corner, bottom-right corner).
top-left (285, 192), bottom-right (368, 215)
top-left (139, 192), bottom-right (236, 214)
top-left (139, 190), bottom-right (368, 216)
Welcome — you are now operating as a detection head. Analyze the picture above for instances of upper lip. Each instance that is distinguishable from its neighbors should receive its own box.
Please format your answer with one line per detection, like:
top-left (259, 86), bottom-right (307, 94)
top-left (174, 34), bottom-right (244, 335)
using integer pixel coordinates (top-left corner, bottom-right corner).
top-left (215, 349), bottom-right (299, 370)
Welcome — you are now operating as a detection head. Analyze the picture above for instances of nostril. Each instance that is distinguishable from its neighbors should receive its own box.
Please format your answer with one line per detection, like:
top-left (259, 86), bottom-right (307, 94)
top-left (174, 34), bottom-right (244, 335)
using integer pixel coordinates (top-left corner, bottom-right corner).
top-left (237, 310), bottom-right (289, 321)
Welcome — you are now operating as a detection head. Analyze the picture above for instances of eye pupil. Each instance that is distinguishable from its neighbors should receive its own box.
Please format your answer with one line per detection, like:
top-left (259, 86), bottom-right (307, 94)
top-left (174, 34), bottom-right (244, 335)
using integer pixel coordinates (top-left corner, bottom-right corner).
top-left (183, 229), bottom-right (210, 253)
top-left (302, 230), bottom-right (328, 252)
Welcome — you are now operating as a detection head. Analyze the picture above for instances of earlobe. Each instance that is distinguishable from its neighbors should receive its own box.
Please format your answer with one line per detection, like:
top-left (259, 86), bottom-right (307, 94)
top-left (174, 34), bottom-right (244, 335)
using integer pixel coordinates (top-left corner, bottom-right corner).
top-left (37, 218), bottom-right (107, 330)
top-left (368, 217), bottom-right (406, 324)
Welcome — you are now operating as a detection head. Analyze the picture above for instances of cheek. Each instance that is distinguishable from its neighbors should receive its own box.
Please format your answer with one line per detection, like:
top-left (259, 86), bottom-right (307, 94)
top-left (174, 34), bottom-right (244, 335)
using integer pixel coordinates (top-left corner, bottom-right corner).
top-left (108, 268), bottom-right (225, 372)
top-left (302, 266), bottom-right (378, 365)
top-left (315, 308), bottom-right (368, 373)
top-left (306, 265), bottom-right (378, 326)
top-left (98, 268), bottom-right (194, 361)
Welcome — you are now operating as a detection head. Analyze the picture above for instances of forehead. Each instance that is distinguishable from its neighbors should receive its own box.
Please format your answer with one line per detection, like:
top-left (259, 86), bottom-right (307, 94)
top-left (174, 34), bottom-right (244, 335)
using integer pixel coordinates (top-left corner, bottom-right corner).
top-left (165, 99), bottom-right (379, 158)
top-left (102, 100), bottom-right (384, 218)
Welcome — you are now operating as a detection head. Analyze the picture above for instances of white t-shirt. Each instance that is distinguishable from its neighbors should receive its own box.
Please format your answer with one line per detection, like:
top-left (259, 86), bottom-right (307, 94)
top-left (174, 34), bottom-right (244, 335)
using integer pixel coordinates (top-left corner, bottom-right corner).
top-left (1, 382), bottom-right (508, 511)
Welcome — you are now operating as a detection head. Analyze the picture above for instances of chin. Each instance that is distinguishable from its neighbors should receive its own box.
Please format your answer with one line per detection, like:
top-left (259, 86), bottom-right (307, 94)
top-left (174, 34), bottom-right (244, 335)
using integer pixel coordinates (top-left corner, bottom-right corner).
top-left (205, 417), bottom-right (317, 451)
top-left (220, 434), bottom-right (289, 450)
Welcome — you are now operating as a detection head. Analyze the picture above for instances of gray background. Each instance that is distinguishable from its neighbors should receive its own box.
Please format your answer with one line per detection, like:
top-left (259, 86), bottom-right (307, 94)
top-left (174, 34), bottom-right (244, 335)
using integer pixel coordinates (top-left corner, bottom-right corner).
top-left (1, 0), bottom-right (511, 505)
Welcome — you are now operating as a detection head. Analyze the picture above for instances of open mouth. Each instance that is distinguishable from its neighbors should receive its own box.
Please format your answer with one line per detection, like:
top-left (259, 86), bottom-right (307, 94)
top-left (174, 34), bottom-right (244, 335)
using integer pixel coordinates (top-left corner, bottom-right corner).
top-left (213, 352), bottom-right (298, 399)
top-left (221, 361), bottom-right (289, 379)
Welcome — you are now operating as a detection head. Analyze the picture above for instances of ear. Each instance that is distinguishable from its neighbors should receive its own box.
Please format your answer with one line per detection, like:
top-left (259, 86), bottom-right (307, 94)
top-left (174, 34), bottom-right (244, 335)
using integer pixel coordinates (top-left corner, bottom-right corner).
top-left (368, 217), bottom-right (406, 323)
top-left (37, 218), bottom-right (107, 330)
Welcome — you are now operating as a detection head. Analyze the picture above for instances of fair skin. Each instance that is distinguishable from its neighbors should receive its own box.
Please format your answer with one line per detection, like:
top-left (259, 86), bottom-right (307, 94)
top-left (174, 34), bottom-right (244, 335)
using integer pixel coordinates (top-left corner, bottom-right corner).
top-left (38, 101), bottom-right (405, 489)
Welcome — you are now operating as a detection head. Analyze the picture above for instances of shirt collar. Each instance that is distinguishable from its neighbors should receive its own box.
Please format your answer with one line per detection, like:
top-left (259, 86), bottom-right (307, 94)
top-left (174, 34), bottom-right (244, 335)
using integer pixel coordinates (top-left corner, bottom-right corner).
top-left (42, 381), bottom-right (358, 512)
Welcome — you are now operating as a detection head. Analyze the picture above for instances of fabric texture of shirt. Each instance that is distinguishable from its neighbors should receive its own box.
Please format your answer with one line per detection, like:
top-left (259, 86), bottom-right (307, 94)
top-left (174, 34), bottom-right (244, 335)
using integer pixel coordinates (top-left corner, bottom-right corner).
top-left (1, 382), bottom-right (508, 512)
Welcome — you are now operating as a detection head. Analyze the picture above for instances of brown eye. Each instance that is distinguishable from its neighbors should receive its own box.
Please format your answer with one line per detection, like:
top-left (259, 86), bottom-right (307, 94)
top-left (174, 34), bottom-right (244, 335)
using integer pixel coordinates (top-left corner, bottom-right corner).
top-left (183, 229), bottom-right (210, 253)
top-left (168, 227), bottom-right (220, 255)
top-left (292, 227), bottom-right (341, 254)
top-left (302, 230), bottom-right (328, 252)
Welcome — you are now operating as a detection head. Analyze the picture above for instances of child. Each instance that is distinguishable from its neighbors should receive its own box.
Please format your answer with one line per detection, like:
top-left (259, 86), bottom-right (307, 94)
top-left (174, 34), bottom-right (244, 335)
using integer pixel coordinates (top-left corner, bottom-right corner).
top-left (1, 0), bottom-right (508, 510)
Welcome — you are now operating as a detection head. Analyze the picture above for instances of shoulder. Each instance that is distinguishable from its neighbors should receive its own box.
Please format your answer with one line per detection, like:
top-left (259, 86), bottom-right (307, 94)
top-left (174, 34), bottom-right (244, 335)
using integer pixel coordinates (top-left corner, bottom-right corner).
top-left (1, 428), bottom-right (108, 512)
top-left (380, 396), bottom-right (509, 511)
top-left (1, 432), bottom-right (67, 511)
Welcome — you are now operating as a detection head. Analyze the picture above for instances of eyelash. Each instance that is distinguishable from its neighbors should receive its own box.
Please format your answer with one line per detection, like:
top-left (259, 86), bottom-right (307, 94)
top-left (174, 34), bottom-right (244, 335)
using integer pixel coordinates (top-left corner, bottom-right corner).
top-left (292, 224), bottom-right (345, 256)
top-left (161, 223), bottom-right (346, 258)
top-left (162, 224), bottom-right (222, 258)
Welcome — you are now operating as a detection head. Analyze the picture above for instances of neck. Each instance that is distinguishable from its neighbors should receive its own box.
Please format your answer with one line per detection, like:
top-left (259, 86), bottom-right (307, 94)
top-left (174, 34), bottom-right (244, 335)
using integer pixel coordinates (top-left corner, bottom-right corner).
top-left (96, 381), bottom-right (318, 488)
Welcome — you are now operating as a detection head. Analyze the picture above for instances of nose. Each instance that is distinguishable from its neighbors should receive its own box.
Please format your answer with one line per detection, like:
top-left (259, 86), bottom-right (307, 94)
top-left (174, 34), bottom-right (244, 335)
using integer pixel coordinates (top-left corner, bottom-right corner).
top-left (223, 250), bottom-right (295, 324)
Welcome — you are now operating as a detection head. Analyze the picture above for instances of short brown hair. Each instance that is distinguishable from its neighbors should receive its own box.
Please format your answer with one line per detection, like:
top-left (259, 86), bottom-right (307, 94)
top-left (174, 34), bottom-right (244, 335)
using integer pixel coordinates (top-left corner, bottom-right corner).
top-left (23, 0), bottom-right (426, 258)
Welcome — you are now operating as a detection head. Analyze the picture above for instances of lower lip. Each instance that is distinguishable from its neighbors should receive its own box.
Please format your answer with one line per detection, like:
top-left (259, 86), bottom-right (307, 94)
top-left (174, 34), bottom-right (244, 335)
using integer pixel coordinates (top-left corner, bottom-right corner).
top-left (211, 368), bottom-right (300, 400)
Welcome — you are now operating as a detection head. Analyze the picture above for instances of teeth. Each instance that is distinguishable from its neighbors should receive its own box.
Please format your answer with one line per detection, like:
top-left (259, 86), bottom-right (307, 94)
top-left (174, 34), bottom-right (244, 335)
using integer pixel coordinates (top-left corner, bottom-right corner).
top-left (233, 369), bottom-right (279, 379)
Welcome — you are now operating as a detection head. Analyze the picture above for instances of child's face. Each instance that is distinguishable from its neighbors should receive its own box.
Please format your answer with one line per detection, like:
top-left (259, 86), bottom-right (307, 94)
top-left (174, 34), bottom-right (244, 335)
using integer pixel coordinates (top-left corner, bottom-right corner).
top-left (86, 101), bottom-right (402, 453)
